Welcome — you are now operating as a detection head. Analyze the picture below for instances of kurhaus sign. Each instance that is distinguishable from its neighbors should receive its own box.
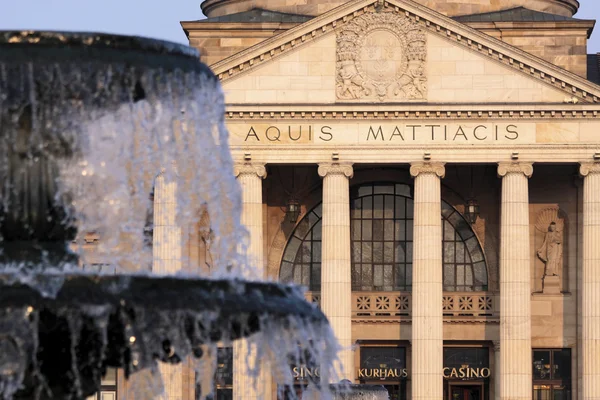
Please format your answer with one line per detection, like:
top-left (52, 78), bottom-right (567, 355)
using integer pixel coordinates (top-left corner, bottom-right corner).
top-left (292, 366), bottom-right (490, 380)
top-left (228, 122), bottom-right (536, 145)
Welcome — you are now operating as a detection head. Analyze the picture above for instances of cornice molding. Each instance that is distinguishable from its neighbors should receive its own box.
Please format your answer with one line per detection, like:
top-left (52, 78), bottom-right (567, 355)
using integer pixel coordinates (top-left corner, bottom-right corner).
top-left (233, 163), bottom-right (267, 178)
top-left (225, 107), bottom-right (600, 121)
top-left (212, 0), bottom-right (600, 103)
top-left (579, 162), bottom-right (600, 177)
top-left (318, 163), bottom-right (354, 178)
top-left (497, 162), bottom-right (534, 178)
top-left (410, 162), bottom-right (445, 178)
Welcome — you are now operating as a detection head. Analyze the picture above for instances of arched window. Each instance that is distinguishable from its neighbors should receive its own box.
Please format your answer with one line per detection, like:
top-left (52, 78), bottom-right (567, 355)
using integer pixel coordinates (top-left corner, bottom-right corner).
top-left (280, 183), bottom-right (488, 292)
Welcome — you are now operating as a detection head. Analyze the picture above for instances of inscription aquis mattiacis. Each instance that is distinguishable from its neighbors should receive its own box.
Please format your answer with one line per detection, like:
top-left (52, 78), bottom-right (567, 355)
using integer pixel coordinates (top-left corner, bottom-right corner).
top-left (228, 123), bottom-right (536, 145)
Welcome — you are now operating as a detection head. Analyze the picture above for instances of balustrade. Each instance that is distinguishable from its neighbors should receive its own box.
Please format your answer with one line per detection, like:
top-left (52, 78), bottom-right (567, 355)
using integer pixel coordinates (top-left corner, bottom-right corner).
top-left (305, 291), bottom-right (498, 319)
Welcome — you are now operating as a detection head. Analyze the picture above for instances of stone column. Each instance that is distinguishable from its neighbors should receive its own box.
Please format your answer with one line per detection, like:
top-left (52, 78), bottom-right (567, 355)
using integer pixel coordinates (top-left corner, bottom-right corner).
top-left (152, 169), bottom-right (184, 399)
top-left (409, 162), bottom-right (445, 400)
top-left (233, 163), bottom-right (270, 400)
top-left (493, 341), bottom-right (500, 400)
top-left (318, 163), bottom-right (354, 381)
top-left (580, 162), bottom-right (600, 400)
top-left (497, 162), bottom-right (533, 400)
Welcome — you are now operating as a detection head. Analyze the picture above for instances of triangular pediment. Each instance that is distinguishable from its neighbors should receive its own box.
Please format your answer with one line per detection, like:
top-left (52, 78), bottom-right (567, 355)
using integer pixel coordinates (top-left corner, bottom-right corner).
top-left (214, 0), bottom-right (600, 105)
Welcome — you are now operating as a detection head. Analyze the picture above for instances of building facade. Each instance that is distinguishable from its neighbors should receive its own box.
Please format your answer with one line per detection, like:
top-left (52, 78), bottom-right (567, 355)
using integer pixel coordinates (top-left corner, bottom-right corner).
top-left (124, 0), bottom-right (600, 399)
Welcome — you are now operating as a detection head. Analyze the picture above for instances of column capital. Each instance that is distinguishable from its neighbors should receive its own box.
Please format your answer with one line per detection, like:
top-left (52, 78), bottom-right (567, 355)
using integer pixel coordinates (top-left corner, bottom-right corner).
top-left (497, 162), bottom-right (533, 178)
top-left (233, 163), bottom-right (267, 179)
top-left (579, 162), bottom-right (600, 177)
top-left (409, 162), bottom-right (445, 178)
top-left (318, 163), bottom-right (354, 179)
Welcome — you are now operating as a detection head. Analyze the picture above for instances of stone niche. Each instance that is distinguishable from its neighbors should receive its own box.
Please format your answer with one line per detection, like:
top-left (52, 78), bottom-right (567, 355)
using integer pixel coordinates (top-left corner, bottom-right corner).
top-left (533, 206), bottom-right (568, 294)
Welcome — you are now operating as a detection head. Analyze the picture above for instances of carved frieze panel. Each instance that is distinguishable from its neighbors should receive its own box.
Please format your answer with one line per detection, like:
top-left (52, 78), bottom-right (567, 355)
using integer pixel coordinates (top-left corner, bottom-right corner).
top-left (336, 10), bottom-right (427, 102)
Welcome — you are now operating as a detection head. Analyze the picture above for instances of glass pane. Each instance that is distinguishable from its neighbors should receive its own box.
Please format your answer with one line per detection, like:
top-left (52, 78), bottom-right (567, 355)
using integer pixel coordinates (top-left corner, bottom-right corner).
top-left (473, 262), bottom-right (487, 286)
top-left (395, 243), bottom-right (406, 263)
top-left (307, 211), bottom-right (320, 230)
top-left (302, 242), bottom-right (311, 262)
top-left (384, 195), bottom-right (394, 218)
top-left (407, 224), bottom-right (413, 241)
top-left (395, 196), bottom-right (406, 219)
top-left (352, 265), bottom-right (361, 289)
top-left (552, 349), bottom-right (571, 380)
top-left (280, 262), bottom-right (293, 283)
top-left (397, 265), bottom-right (406, 288)
top-left (395, 184), bottom-right (411, 197)
top-left (406, 199), bottom-right (414, 219)
top-left (313, 204), bottom-right (322, 217)
top-left (395, 220), bottom-right (406, 241)
top-left (406, 264), bottom-right (412, 287)
top-left (374, 265), bottom-right (384, 287)
top-left (374, 185), bottom-right (394, 194)
top-left (373, 220), bottom-right (384, 241)
top-left (374, 195), bottom-right (384, 218)
top-left (294, 218), bottom-right (310, 239)
top-left (352, 243), bottom-right (361, 262)
top-left (311, 264), bottom-right (321, 288)
top-left (456, 242), bottom-right (466, 263)
top-left (456, 265), bottom-right (465, 286)
top-left (553, 387), bottom-right (569, 400)
top-left (312, 221), bottom-right (322, 240)
top-left (362, 265), bottom-right (373, 289)
top-left (312, 242), bottom-right (321, 262)
top-left (384, 242), bottom-right (394, 263)
top-left (293, 266), bottom-right (302, 284)
top-left (465, 266), bottom-right (473, 289)
top-left (444, 264), bottom-right (455, 287)
top-left (363, 196), bottom-right (373, 218)
top-left (533, 351), bottom-right (552, 380)
top-left (384, 220), bottom-right (394, 241)
top-left (384, 265), bottom-right (393, 288)
top-left (443, 242), bottom-right (455, 263)
top-left (358, 185), bottom-right (373, 197)
top-left (362, 242), bottom-right (372, 263)
top-left (352, 220), bottom-right (361, 240)
top-left (444, 221), bottom-right (454, 241)
top-left (362, 220), bottom-right (372, 240)
top-left (352, 199), bottom-right (362, 219)
top-left (373, 242), bottom-right (383, 263)
top-left (406, 242), bottom-right (413, 262)
top-left (283, 237), bottom-right (301, 262)
top-left (302, 265), bottom-right (310, 286)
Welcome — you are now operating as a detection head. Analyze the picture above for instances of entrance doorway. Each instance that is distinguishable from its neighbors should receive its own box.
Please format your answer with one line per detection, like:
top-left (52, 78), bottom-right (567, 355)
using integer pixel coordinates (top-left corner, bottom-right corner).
top-left (449, 385), bottom-right (483, 400)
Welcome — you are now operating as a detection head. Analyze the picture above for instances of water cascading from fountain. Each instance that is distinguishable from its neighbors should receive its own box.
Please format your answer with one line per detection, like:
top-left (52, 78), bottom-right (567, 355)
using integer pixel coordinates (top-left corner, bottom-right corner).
top-left (0, 31), bottom-right (341, 400)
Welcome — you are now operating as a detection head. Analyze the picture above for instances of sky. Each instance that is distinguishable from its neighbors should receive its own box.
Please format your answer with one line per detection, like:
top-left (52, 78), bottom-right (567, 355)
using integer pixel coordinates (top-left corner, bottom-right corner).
top-left (2, 0), bottom-right (600, 52)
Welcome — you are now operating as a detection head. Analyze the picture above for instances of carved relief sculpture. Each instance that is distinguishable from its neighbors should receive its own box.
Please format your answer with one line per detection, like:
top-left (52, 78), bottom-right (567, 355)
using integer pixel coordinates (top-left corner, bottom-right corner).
top-left (335, 9), bottom-right (427, 102)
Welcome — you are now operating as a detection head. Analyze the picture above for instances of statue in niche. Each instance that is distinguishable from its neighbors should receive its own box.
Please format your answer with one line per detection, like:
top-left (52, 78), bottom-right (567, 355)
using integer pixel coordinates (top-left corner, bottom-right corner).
top-left (537, 221), bottom-right (563, 277)
top-left (535, 207), bottom-right (566, 294)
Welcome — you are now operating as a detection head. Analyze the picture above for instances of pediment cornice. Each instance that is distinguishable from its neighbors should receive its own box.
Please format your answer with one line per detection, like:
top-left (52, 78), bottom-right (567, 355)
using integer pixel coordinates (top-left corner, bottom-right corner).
top-left (212, 0), bottom-right (600, 104)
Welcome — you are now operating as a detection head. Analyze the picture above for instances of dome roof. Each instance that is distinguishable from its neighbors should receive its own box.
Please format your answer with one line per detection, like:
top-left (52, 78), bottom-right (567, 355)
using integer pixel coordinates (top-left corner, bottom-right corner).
top-left (201, 0), bottom-right (579, 19)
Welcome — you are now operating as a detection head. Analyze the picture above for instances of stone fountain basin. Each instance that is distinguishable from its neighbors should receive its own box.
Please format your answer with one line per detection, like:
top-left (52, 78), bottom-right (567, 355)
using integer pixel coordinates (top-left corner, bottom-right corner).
top-left (0, 273), bottom-right (326, 399)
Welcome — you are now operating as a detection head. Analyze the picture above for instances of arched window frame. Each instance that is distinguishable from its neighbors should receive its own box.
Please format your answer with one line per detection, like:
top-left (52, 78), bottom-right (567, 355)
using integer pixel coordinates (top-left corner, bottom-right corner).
top-left (280, 183), bottom-right (488, 292)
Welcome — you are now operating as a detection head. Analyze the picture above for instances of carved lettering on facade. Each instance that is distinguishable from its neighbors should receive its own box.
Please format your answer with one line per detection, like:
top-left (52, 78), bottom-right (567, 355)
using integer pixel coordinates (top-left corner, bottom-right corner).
top-left (336, 10), bottom-right (427, 102)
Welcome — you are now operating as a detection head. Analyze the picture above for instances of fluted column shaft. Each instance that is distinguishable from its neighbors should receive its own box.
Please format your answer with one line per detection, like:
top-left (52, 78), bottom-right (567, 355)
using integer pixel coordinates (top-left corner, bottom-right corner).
top-left (580, 162), bottom-right (600, 400)
top-left (233, 163), bottom-right (269, 400)
top-left (409, 162), bottom-right (445, 400)
top-left (318, 163), bottom-right (354, 381)
top-left (153, 170), bottom-right (183, 399)
top-left (497, 162), bottom-right (533, 400)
